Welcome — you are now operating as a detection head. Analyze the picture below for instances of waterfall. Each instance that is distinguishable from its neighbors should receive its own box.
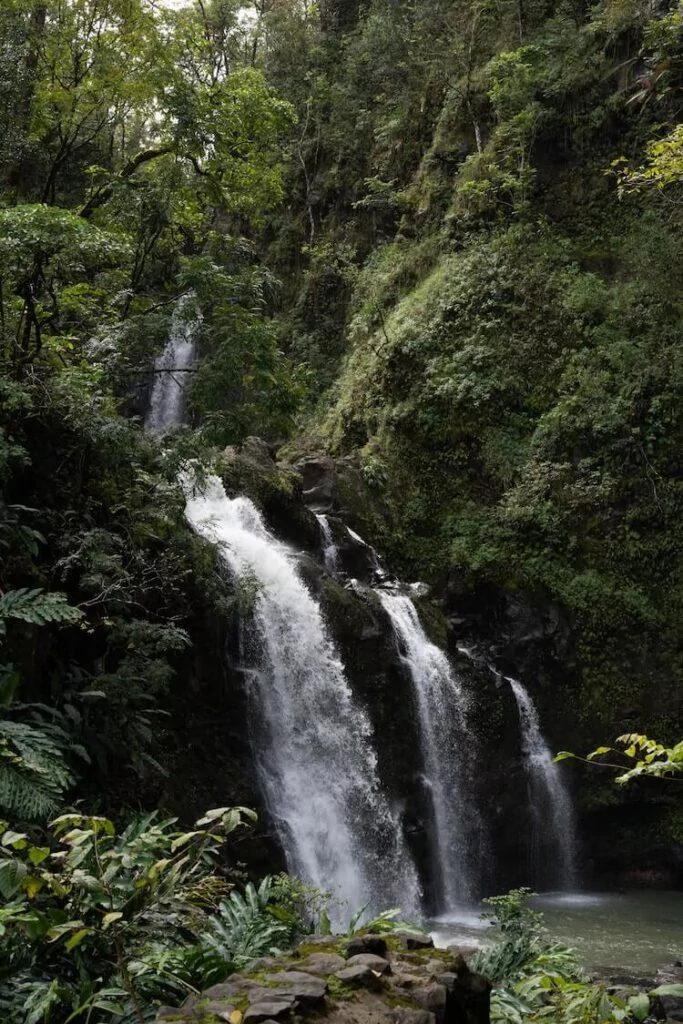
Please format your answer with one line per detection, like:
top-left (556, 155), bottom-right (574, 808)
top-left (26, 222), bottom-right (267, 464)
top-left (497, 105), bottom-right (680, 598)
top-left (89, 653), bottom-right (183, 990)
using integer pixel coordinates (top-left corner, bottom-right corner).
top-left (507, 677), bottom-right (578, 890)
top-left (184, 472), bottom-right (421, 923)
top-left (145, 296), bottom-right (198, 433)
top-left (316, 514), bottom-right (338, 573)
top-left (378, 592), bottom-right (478, 909)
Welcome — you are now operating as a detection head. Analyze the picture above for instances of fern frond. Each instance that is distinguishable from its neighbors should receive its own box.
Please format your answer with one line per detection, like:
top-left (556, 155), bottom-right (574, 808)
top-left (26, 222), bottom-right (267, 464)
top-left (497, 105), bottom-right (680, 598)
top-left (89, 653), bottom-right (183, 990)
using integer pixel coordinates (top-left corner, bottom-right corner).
top-left (0, 720), bottom-right (73, 820)
top-left (0, 974), bottom-right (71, 1024)
top-left (203, 882), bottom-right (289, 965)
top-left (0, 589), bottom-right (83, 637)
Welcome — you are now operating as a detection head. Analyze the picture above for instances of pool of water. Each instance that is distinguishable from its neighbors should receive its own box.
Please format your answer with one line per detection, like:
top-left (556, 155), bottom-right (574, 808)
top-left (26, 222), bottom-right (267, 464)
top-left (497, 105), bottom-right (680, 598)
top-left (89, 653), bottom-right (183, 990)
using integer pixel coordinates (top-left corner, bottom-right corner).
top-left (429, 891), bottom-right (683, 977)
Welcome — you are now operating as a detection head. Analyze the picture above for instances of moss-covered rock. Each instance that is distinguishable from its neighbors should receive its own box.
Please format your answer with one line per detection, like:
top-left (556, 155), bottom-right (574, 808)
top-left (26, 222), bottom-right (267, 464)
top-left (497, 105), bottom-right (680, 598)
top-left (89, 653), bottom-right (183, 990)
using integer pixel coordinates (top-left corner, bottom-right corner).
top-left (154, 935), bottom-right (488, 1024)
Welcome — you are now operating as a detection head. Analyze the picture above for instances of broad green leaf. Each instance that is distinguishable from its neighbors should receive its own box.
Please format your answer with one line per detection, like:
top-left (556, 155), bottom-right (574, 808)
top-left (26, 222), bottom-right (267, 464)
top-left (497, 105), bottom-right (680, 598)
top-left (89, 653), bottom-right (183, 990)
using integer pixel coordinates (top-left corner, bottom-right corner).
top-left (650, 984), bottom-right (683, 997)
top-left (65, 927), bottom-right (90, 951)
top-left (586, 747), bottom-right (611, 760)
top-left (24, 875), bottom-right (45, 898)
top-left (2, 830), bottom-right (28, 849)
top-left (28, 846), bottom-right (50, 865)
top-left (171, 832), bottom-right (199, 851)
top-left (195, 807), bottom-right (232, 826)
top-left (102, 911), bottom-right (123, 929)
top-left (47, 919), bottom-right (86, 941)
top-left (628, 992), bottom-right (650, 1020)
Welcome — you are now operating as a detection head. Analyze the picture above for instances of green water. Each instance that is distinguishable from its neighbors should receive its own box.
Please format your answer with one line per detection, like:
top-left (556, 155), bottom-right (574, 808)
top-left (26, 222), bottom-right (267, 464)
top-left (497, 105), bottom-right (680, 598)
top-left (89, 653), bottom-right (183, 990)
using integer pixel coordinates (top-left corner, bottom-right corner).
top-left (430, 891), bottom-right (683, 977)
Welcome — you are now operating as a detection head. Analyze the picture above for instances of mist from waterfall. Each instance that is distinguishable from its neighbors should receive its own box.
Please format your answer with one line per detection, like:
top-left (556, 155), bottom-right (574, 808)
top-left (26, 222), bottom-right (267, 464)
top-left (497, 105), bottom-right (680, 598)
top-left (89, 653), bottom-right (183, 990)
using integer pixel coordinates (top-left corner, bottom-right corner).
top-left (507, 676), bottom-right (578, 890)
top-left (145, 296), bottom-right (199, 433)
top-left (378, 592), bottom-right (479, 908)
top-left (183, 472), bottom-right (421, 924)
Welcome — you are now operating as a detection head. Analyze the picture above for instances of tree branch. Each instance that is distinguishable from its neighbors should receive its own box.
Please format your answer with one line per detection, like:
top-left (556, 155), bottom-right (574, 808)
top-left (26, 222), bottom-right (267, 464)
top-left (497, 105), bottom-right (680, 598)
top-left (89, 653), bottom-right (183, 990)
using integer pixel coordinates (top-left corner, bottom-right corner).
top-left (79, 146), bottom-right (174, 219)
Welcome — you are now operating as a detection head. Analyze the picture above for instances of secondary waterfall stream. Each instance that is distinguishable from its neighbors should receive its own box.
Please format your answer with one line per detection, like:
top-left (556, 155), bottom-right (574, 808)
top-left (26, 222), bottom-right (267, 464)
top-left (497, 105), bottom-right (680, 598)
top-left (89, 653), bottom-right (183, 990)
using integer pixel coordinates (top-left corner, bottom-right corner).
top-left (378, 593), bottom-right (478, 909)
top-left (314, 514), bottom-right (483, 908)
top-left (183, 473), bottom-right (421, 922)
top-left (144, 296), bottom-right (198, 433)
top-left (317, 514), bottom-right (338, 573)
top-left (508, 676), bottom-right (578, 889)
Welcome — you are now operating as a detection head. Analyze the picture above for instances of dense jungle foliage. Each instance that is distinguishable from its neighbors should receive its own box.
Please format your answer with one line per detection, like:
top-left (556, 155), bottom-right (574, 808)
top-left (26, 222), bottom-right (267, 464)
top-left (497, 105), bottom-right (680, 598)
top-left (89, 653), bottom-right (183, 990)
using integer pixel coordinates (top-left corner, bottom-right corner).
top-left (0, 0), bottom-right (681, 1018)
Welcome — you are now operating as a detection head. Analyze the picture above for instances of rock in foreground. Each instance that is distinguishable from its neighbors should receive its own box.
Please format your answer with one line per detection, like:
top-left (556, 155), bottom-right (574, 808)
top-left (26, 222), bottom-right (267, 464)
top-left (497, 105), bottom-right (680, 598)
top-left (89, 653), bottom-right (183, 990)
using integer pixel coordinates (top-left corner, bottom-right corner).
top-left (155, 937), bottom-right (491, 1024)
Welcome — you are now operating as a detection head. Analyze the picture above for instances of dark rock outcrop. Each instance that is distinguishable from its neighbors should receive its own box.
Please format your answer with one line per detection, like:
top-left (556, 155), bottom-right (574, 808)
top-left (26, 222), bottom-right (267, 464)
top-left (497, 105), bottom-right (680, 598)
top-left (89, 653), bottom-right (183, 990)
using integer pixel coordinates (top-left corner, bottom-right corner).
top-left (346, 935), bottom-right (389, 958)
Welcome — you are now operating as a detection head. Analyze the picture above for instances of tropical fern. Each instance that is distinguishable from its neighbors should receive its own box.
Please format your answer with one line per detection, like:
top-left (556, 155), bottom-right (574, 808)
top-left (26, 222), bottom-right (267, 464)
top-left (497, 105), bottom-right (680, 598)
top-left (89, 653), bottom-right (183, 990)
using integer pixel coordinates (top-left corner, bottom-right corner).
top-left (0, 719), bottom-right (73, 819)
top-left (346, 906), bottom-right (423, 936)
top-left (472, 929), bottom-right (540, 984)
top-left (0, 588), bottom-right (83, 637)
top-left (0, 974), bottom-right (71, 1024)
top-left (203, 877), bottom-right (290, 965)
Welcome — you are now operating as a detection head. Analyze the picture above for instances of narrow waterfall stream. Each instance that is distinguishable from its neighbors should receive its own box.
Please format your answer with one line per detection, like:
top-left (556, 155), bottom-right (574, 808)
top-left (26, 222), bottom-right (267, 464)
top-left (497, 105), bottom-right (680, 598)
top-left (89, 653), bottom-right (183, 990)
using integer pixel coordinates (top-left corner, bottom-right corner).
top-left (316, 514), bottom-right (338, 573)
top-left (315, 517), bottom-right (482, 909)
top-left (378, 593), bottom-right (478, 909)
top-left (183, 474), bottom-right (421, 923)
top-left (508, 677), bottom-right (578, 889)
top-left (144, 297), bottom-right (198, 433)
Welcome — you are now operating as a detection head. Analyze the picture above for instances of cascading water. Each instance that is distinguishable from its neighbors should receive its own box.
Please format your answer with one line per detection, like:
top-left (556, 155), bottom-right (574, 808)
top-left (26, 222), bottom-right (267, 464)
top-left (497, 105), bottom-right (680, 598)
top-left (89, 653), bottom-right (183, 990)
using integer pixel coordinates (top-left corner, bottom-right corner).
top-left (145, 296), bottom-right (198, 433)
top-left (184, 473), bottom-right (421, 923)
top-left (378, 593), bottom-right (479, 909)
top-left (507, 676), bottom-right (578, 890)
top-left (145, 299), bottom-right (581, 917)
top-left (316, 514), bottom-right (338, 573)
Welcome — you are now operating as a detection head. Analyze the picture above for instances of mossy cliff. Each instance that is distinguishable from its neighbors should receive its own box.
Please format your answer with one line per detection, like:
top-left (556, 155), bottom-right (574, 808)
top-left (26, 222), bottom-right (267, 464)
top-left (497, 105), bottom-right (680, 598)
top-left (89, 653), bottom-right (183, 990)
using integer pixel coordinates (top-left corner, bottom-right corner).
top-left (261, 0), bottom-right (682, 870)
top-left (166, 441), bottom-right (678, 889)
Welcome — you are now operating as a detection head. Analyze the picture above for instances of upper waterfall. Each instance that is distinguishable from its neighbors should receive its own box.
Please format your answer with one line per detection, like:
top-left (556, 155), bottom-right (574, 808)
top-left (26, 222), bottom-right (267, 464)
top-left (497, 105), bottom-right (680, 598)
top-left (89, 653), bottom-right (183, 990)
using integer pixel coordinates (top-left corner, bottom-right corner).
top-left (183, 471), bottom-right (421, 923)
top-left (378, 592), bottom-right (480, 909)
top-left (145, 296), bottom-right (198, 433)
top-left (508, 676), bottom-right (578, 890)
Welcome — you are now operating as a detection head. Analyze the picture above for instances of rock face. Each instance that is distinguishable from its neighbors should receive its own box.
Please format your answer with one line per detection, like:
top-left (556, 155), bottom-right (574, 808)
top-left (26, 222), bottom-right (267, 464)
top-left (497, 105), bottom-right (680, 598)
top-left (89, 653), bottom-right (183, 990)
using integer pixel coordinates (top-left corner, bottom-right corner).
top-left (153, 439), bottom-right (557, 896)
top-left (153, 437), bottom-right (680, 901)
top-left (346, 935), bottom-right (389, 957)
top-left (155, 938), bottom-right (491, 1024)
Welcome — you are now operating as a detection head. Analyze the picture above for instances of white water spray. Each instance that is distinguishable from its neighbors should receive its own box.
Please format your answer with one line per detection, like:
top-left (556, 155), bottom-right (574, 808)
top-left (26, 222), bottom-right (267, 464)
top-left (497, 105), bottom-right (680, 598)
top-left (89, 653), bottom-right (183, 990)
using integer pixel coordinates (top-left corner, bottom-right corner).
top-left (183, 472), bottom-right (421, 922)
top-left (378, 592), bottom-right (479, 908)
top-left (507, 677), bottom-right (578, 889)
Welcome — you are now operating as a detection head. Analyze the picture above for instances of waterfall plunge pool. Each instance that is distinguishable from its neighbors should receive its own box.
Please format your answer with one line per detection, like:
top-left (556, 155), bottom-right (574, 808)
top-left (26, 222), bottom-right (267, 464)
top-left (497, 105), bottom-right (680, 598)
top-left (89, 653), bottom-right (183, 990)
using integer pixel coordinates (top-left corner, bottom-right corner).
top-left (429, 890), bottom-right (683, 976)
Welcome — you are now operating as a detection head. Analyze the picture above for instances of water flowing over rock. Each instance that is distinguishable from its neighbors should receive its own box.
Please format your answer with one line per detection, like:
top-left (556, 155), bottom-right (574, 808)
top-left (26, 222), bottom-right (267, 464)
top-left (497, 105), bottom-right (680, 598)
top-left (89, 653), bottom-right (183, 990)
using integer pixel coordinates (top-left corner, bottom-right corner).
top-left (145, 296), bottom-right (198, 433)
top-left (507, 676), bottom-right (578, 889)
top-left (316, 514), bottom-right (339, 573)
top-left (183, 471), bottom-right (421, 923)
top-left (378, 593), bottom-right (480, 908)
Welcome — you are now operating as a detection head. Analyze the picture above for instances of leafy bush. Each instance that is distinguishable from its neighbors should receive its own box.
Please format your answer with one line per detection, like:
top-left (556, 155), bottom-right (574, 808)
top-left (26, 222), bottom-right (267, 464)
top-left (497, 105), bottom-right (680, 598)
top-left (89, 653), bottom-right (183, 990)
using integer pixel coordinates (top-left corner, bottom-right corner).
top-left (473, 890), bottom-right (683, 1024)
top-left (203, 877), bottom-right (292, 966)
top-left (472, 888), bottom-right (581, 986)
top-left (341, 905), bottom-right (424, 937)
top-left (0, 666), bottom-right (83, 822)
top-left (0, 806), bottom-right (256, 1023)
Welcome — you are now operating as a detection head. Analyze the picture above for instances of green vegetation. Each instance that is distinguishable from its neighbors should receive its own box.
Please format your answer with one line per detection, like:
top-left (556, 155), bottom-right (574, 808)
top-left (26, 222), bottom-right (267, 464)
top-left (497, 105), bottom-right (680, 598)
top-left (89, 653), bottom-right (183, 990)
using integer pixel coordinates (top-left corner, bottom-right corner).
top-left (265, 0), bottom-right (682, 756)
top-left (557, 733), bottom-right (683, 783)
top-left (0, 0), bottom-right (681, 1017)
top-left (475, 889), bottom-right (683, 1024)
top-left (0, 808), bottom-right (327, 1022)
